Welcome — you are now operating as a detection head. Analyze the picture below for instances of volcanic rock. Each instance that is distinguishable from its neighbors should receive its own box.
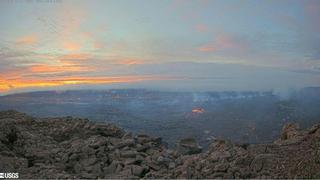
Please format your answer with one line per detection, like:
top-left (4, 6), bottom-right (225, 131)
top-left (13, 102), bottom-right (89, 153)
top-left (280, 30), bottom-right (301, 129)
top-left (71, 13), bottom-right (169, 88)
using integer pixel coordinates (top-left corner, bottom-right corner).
top-left (0, 110), bottom-right (320, 179)
top-left (176, 138), bottom-right (202, 155)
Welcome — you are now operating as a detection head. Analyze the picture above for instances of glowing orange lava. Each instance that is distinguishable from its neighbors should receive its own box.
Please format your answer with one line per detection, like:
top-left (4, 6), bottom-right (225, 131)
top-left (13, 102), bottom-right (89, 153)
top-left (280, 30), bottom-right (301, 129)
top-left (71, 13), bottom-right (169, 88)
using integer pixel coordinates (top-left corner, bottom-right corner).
top-left (192, 107), bottom-right (205, 114)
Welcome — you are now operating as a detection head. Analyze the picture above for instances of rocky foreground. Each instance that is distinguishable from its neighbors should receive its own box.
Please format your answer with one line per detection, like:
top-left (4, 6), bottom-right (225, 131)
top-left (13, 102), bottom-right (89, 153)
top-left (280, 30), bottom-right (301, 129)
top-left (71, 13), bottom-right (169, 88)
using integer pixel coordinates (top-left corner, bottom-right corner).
top-left (0, 110), bottom-right (320, 179)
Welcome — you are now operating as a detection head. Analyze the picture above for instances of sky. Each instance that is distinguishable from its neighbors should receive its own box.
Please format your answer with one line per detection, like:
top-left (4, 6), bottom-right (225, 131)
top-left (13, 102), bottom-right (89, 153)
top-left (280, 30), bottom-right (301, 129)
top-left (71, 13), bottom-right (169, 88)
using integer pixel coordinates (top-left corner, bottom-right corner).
top-left (0, 0), bottom-right (320, 94)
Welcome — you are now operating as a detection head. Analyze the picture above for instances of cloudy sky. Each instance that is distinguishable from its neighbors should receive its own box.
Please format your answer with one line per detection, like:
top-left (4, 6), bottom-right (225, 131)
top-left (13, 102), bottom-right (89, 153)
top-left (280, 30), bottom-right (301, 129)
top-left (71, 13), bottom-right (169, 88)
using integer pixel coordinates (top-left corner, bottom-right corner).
top-left (0, 0), bottom-right (319, 94)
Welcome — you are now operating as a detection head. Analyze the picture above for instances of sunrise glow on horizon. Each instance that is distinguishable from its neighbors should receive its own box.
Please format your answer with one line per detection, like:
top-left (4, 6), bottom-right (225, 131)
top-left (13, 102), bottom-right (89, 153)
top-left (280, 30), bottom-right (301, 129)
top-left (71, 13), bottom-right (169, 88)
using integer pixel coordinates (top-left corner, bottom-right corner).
top-left (1, 0), bottom-right (320, 94)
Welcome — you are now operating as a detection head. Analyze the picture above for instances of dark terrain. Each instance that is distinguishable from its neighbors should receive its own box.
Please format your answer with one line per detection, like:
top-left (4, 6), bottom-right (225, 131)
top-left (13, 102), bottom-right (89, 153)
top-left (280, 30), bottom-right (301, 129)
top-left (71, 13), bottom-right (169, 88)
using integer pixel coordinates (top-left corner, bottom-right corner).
top-left (0, 110), bottom-right (320, 178)
top-left (0, 87), bottom-right (320, 148)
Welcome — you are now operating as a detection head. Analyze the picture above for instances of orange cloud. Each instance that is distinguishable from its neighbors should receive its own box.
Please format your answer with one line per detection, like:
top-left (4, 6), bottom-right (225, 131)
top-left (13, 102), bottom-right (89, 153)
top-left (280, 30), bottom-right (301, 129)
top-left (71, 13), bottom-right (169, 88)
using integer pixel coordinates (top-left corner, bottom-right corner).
top-left (61, 53), bottom-right (90, 60)
top-left (30, 64), bottom-right (92, 73)
top-left (93, 41), bottom-right (105, 49)
top-left (117, 59), bottom-right (145, 65)
top-left (197, 33), bottom-right (246, 53)
top-left (0, 83), bottom-right (10, 93)
top-left (197, 45), bottom-right (218, 52)
top-left (0, 75), bottom-right (174, 93)
top-left (62, 41), bottom-right (81, 51)
top-left (59, 53), bottom-right (91, 65)
top-left (16, 35), bottom-right (38, 46)
top-left (215, 35), bottom-right (236, 49)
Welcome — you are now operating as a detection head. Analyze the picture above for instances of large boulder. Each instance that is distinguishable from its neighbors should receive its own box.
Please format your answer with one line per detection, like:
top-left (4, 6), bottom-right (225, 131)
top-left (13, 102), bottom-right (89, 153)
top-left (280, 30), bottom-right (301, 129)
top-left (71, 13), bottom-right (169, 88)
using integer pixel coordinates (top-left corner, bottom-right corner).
top-left (274, 122), bottom-right (306, 145)
top-left (176, 138), bottom-right (202, 155)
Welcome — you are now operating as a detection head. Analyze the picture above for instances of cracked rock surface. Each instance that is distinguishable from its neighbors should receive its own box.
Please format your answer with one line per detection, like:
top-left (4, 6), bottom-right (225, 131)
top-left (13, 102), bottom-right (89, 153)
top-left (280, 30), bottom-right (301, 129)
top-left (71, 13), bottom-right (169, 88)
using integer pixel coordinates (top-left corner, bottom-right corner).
top-left (0, 110), bottom-right (320, 179)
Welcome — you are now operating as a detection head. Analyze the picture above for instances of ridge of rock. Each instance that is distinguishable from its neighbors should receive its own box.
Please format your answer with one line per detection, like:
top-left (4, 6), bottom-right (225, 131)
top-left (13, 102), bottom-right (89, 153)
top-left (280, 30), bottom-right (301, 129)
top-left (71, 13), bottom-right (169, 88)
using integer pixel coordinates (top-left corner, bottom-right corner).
top-left (0, 110), bottom-right (320, 179)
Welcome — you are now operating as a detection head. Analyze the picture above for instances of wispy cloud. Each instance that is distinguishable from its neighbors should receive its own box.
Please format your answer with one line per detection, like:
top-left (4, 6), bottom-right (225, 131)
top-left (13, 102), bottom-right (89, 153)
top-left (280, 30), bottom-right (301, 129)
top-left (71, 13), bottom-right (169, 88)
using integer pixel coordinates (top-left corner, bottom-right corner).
top-left (16, 35), bottom-right (38, 46)
top-left (116, 58), bottom-right (146, 66)
top-left (62, 41), bottom-right (81, 51)
top-left (59, 53), bottom-right (91, 64)
top-left (0, 75), bottom-right (176, 93)
top-left (1, 0), bottom-right (320, 93)
top-left (197, 33), bottom-right (249, 54)
top-left (29, 64), bottom-right (92, 74)
top-left (304, 0), bottom-right (320, 33)
top-left (197, 44), bottom-right (217, 52)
